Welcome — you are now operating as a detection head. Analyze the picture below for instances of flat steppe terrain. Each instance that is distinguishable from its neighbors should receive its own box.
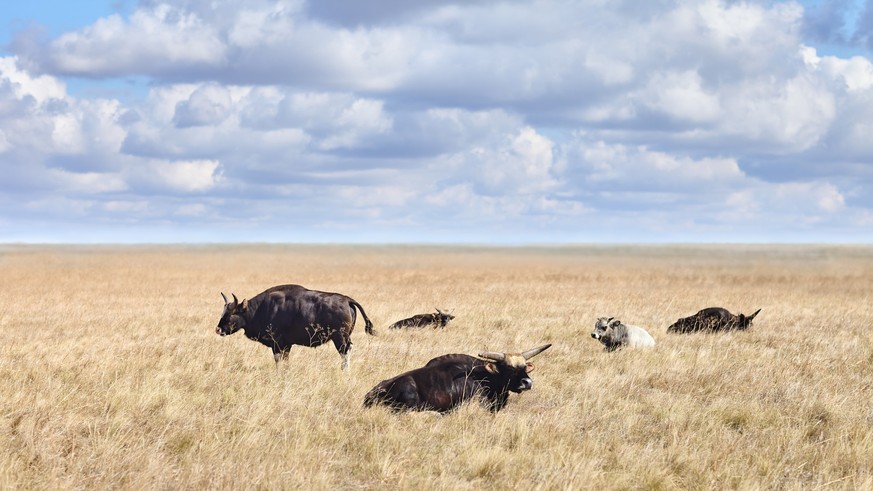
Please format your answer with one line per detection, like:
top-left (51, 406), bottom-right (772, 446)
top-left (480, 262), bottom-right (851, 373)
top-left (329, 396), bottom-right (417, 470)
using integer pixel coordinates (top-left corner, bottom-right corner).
top-left (1, 244), bottom-right (872, 489)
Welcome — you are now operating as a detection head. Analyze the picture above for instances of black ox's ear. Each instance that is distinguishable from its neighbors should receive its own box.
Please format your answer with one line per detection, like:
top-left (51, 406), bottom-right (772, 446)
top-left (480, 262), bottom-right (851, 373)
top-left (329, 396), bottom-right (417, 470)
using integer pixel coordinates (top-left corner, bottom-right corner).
top-left (241, 298), bottom-right (249, 311)
top-left (484, 362), bottom-right (499, 374)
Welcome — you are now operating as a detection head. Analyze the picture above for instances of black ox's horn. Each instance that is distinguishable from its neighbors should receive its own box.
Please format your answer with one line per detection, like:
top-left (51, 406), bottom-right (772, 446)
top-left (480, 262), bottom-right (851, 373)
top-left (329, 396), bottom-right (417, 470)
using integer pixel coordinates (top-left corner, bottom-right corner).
top-left (221, 292), bottom-right (228, 304)
top-left (478, 351), bottom-right (506, 361)
top-left (479, 344), bottom-right (552, 362)
top-left (521, 344), bottom-right (552, 360)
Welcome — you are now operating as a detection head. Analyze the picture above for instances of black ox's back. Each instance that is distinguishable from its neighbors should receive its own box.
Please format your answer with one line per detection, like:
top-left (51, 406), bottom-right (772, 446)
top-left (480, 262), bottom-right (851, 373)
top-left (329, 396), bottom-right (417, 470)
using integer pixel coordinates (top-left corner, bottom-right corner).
top-left (388, 309), bottom-right (455, 329)
top-left (363, 344), bottom-right (551, 413)
top-left (667, 307), bottom-right (761, 333)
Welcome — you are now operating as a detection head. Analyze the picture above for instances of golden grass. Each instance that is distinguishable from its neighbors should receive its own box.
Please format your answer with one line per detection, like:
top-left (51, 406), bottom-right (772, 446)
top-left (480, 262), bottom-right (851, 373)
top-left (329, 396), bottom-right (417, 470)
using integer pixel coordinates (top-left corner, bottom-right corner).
top-left (1, 244), bottom-right (872, 490)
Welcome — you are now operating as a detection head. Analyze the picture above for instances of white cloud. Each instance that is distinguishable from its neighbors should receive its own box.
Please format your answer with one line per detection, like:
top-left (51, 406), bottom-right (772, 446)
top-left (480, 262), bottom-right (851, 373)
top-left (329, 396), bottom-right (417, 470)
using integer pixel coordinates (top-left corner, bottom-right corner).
top-left (803, 46), bottom-right (873, 92)
top-left (173, 84), bottom-right (234, 127)
top-left (562, 136), bottom-right (745, 190)
top-left (50, 170), bottom-right (127, 193)
top-left (722, 181), bottom-right (846, 224)
top-left (47, 5), bottom-right (226, 76)
top-left (1, 1), bottom-right (873, 242)
top-left (0, 57), bottom-right (66, 103)
top-left (471, 126), bottom-right (557, 194)
top-left (150, 159), bottom-right (221, 192)
top-left (639, 70), bottom-right (721, 123)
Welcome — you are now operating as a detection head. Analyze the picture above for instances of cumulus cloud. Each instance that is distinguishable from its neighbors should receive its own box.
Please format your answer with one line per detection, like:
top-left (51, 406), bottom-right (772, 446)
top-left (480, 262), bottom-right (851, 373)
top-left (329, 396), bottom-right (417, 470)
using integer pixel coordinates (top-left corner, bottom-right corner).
top-left (149, 159), bottom-right (221, 192)
top-left (44, 5), bottom-right (226, 76)
top-left (1, 1), bottom-right (873, 242)
top-left (173, 84), bottom-right (234, 127)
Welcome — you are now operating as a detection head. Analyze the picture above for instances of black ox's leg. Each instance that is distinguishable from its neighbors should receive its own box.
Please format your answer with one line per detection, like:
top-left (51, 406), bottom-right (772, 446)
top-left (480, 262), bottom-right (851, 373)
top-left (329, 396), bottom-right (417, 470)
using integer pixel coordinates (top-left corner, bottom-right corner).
top-left (486, 393), bottom-right (509, 413)
top-left (331, 333), bottom-right (352, 370)
top-left (272, 346), bottom-right (290, 365)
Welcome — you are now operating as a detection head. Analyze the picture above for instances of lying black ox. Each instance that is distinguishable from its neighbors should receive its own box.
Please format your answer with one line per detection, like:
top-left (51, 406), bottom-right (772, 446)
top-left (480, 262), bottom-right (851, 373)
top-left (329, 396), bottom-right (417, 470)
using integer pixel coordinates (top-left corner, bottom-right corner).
top-left (215, 284), bottom-right (374, 369)
top-left (667, 307), bottom-right (761, 334)
top-left (388, 308), bottom-right (455, 329)
top-left (363, 344), bottom-right (551, 413)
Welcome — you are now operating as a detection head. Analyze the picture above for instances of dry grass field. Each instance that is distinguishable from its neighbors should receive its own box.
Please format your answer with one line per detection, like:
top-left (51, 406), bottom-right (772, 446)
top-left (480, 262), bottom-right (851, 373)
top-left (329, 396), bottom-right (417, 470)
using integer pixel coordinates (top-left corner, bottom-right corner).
top-left (1, 244), bottom-right (872, 490)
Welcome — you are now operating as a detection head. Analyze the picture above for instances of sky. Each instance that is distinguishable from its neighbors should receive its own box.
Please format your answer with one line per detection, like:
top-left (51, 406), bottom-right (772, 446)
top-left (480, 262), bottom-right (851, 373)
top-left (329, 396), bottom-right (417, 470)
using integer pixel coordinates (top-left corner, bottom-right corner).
top-left (1, 0), bottom-right (872, 244)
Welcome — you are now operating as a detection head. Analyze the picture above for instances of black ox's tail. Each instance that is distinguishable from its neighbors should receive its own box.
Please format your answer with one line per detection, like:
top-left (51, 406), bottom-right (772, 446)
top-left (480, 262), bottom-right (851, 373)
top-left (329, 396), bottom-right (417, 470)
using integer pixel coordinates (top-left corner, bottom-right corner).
top-left (350, 300), bottom-right (376, 336)
top-left (363, 385), bottom-right (385, 408)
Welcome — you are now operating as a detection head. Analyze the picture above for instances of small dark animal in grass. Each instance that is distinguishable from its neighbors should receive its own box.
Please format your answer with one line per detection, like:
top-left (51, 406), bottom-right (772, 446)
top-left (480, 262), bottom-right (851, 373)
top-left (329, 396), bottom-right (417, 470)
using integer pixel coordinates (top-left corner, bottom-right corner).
top-left (667, 307), bottom-right (761, 334)
top-left (388, 308), bottom-right (455, 329)
top-left (591, 317), bottom-right (656, 352)
top-left (363, 344), bottom-right (552, 413)
top-left (215, 284), bottom-right (374, 369)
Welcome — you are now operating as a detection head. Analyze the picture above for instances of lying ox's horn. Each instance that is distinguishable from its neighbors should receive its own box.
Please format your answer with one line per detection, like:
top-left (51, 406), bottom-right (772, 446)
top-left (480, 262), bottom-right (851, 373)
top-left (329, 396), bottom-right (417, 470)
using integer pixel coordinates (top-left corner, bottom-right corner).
top-left (478, 351), bottom-right (506, 361)
top-left (521, 344), bottom-right (552, 360)
top-left (747, 308), bottom-right (761, 320)
top-left (221, 292), bottom-right (228, 304)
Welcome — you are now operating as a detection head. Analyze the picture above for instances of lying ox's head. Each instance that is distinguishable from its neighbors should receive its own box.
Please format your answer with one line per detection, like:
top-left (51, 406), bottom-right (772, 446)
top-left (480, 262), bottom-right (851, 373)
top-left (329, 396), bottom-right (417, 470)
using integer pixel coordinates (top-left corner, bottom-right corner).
top-left (736, 308), bottom-right (762, 330)
top-left (216, 292), bottom-right (248, 336)
top-left (478, 344), bottom-right (552, 393)
top-left (435, 308), bottom-right (455, 327)
top-left (591, 317), bottom-right (621, 341)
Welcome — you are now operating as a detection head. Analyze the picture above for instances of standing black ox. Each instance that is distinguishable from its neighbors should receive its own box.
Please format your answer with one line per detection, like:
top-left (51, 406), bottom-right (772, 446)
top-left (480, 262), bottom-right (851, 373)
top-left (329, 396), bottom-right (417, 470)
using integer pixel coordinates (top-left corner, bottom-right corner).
top-left (388, 308), bottom-right (455, 329)
top-left (215, 284), bottom-right (374, 369)
top-left (363, 344), bottom-right (551, 413)
top-left (667, 307), bottom-right (761, 333)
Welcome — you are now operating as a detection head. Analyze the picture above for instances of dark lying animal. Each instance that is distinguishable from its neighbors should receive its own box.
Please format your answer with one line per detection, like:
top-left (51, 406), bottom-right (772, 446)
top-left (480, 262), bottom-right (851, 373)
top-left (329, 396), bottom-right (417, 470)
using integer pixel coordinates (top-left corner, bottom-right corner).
top-left (667, 307), bottom-right (761, 333)
top-left (363, 344), bottom-right (551, 413)
top-left (388, 308), bottom-right (455, 329)
top-left (215, 284), bottom-right (374, 369)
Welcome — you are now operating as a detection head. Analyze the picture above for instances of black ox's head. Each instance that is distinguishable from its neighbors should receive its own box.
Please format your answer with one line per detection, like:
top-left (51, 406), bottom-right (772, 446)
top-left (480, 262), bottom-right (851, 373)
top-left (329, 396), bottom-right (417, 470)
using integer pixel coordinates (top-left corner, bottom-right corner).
top-left (735, 308), bottom-right (762, 330)
top-left (478, 344), bottom-right (552, 393)
top-left (216, 292), bottom-right (248, 336)
top-left (435, 308), bottom-right (455, 327)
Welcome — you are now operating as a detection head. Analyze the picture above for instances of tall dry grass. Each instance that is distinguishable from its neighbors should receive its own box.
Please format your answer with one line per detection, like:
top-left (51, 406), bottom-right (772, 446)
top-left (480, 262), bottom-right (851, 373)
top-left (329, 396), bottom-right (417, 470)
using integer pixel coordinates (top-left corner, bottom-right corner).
top-left (1, 244), bottom-right (872, 490)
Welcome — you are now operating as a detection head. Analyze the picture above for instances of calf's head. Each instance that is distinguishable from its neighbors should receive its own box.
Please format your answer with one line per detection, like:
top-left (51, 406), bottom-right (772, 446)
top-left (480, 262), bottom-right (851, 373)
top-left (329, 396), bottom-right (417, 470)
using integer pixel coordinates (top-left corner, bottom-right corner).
top-left (216, 292), bottom-right (248, 336)
top-left (478, 344), bottom-right (551, 393)
top-left (591, 317), bottom-right (621, 341)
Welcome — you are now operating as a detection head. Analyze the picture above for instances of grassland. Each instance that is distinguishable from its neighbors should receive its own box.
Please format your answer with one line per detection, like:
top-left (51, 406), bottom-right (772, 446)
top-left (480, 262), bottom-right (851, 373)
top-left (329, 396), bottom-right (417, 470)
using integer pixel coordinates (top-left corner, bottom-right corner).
top-left (1, 244), bottom-right (872, 490)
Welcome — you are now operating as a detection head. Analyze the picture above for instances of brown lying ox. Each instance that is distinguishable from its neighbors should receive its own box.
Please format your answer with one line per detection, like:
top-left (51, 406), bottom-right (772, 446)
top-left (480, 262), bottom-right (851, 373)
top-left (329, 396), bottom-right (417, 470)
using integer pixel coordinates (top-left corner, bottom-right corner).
top-left (363, 344), bottom-right (552, 413)
top-left (388, 308), bottom-right (455, 329)
top-left (667, 307), bottom-right (761, 334)
top-left (215, 284), bottom-right (374, 369)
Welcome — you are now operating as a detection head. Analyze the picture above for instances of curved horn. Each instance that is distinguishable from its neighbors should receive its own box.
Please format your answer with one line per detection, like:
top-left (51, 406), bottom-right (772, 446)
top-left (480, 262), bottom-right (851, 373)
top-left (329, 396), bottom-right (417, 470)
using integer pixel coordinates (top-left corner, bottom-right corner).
top-left (521, 344), bottom-right (552, 360)
top-left (231, 293), bottom-right (239, 306)
top-left (478, 351), bottom-right (506, 362)
top-left (747, 308), bottom-right (761, 320)
top-left (221, 292), bottom-right (228, 304)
